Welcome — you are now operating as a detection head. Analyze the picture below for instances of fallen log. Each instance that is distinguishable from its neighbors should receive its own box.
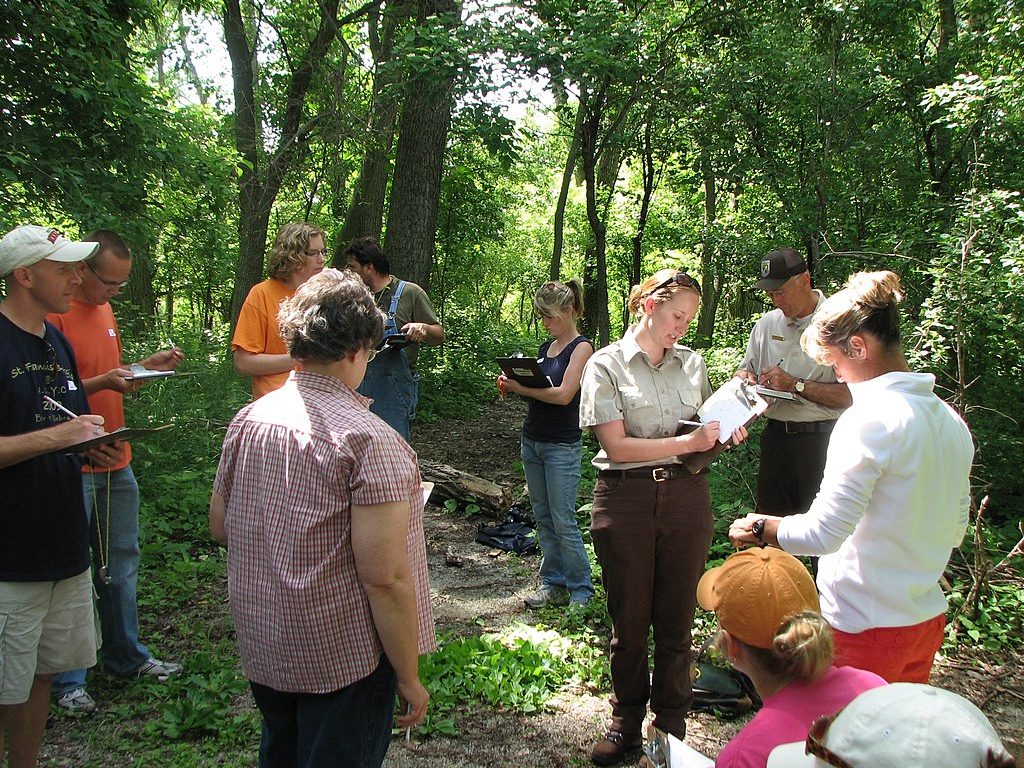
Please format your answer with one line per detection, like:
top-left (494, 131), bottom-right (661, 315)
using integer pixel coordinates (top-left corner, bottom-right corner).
top-left (420, 460), bottom-right (510, 517)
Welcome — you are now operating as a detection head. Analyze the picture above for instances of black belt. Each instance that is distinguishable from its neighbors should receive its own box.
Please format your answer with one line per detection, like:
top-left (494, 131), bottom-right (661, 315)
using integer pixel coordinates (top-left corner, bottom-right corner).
top-left (599, 465), bottom-right (690, 482)
top-left (766, 419), bottom-right (837, 435)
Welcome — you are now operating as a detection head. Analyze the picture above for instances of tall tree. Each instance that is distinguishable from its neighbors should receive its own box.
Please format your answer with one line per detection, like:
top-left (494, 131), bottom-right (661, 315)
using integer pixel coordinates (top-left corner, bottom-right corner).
top-left (223, 0), bottom-right (381, 325)
top-left (383, 0), bottom-right (462, 288)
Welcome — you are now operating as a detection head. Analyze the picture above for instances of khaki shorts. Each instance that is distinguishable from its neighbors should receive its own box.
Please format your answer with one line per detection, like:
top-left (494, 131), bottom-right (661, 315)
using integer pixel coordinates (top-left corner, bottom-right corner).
top-left (0, 570), bottom-right (97, 704)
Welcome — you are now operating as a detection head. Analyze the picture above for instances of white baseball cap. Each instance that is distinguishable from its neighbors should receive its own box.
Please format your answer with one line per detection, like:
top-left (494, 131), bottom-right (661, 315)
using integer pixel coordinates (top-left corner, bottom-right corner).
top-left (0, 225), bottom-right (99, 277)
top-left (766, 683), bottom-right (1014, 768)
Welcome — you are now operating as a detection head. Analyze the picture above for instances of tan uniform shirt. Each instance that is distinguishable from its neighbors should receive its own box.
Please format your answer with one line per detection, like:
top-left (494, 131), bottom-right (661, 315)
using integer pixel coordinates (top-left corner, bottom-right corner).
top-left (579, 329), bottom-right (712, 471)
top-left (740, 291), bottom-right (843, 422)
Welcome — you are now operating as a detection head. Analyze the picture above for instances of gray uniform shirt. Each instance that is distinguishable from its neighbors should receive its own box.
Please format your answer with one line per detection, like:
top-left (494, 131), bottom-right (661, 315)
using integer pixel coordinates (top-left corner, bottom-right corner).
top-left (740, 291), bottom-right (843, 423)
top-left (579, 329), bottom-right (712, 471)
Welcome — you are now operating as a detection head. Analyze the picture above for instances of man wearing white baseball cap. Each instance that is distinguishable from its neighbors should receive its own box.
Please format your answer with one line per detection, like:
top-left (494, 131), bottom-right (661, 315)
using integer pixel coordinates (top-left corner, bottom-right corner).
top-left (766, 683), bottom-right (1015, 768)
top-left (0, 225), bottom-right (106, 767)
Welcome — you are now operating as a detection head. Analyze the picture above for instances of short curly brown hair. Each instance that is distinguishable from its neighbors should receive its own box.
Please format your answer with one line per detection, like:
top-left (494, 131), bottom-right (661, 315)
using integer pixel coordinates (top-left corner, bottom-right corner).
top-left (277, 269), bottom-right (384, 362)
top-left (267, 222), bottom-right (327, 280)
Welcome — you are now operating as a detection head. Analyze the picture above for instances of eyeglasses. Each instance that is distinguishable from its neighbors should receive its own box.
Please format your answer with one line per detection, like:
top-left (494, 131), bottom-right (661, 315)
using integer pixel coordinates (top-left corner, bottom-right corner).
top-left (765, 275), bottom-right (798, 299)
top-left (644, 272), bottom-right (701, 297)
top-left (805, 711), bottom-right (853, 768)
top-left (85, 261), bottom-right (129, 289)
top-left (305, 249), bottom-right (327, 260)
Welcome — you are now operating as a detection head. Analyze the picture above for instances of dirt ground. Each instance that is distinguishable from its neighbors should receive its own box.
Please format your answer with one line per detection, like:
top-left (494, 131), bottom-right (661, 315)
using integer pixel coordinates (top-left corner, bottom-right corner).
top-left (387, 397), bottom-right (1024, 767)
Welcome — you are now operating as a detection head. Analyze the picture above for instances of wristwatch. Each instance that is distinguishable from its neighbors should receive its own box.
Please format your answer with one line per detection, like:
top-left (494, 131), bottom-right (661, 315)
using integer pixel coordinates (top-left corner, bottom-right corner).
top-left (795, 378), bottom-right (806, 394)
top-left (751, 518), bottom-right (767, 546)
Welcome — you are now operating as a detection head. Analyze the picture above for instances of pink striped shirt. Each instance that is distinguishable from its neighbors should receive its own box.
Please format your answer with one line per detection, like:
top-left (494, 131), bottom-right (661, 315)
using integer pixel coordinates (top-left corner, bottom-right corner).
top-left (214, 370), bottom-right (436, 693)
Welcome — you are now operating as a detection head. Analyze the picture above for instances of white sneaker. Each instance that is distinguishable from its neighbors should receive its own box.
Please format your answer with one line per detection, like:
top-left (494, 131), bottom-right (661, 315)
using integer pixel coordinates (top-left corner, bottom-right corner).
top-left (136, 657), bottom-right (183, 681)
top-left (523, 585), bottom-right (567, 608)
top-left (55, 687), bottom-right (97, 714)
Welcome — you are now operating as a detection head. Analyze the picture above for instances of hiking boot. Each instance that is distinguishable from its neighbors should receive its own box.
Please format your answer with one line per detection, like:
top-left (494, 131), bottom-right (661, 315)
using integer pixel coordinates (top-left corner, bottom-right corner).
top-left (591, 730), bottom-right (642, 766)
top-left (54, 687), bottom-right (96, 714)
top-left (523, 585), bottom-right (567, 608)
top-left (136, 657), bottom-right (182, 681)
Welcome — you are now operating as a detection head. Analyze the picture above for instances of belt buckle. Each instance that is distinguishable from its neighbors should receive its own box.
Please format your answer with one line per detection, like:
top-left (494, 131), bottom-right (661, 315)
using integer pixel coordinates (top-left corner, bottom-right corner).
top-left (652, 467), bottom-right (669, 482)
top-left (784, 421), bottom-right (797, 435)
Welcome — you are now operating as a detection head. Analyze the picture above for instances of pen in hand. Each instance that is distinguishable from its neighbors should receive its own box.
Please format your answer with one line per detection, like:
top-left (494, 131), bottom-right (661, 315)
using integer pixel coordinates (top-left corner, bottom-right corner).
top-left (43, 395), bottom-right (78, 419)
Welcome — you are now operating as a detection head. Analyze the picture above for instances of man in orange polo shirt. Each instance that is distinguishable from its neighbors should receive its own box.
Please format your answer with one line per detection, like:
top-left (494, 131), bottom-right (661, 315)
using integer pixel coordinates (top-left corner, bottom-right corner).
top-left (231, 222), bottom-right (327, 399)
top-left (48, 231), bottom-right (184, 714)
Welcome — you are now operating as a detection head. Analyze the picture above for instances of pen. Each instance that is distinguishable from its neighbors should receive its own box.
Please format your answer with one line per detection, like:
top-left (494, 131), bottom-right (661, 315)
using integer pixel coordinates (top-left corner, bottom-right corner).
top-left (776, 358), bottom-right (784, 368)
top-left (43, 395), bottom-right (78, 419)
top-left (678, 419), bottom-right (703, 427)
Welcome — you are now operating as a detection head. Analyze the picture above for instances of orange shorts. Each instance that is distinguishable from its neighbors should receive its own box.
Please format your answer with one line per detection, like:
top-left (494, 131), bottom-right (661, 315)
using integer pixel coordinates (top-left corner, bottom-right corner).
top-left (832, 613), bottom-right (946, 683)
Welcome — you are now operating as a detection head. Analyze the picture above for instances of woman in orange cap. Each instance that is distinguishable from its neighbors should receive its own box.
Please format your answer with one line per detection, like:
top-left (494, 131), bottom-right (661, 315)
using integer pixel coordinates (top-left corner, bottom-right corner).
top-left (696, 548), bottom-right (885, 768)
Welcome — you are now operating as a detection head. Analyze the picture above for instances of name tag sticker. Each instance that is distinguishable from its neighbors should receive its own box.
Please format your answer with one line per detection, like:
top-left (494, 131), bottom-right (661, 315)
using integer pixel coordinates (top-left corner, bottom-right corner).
top-left (771, 334), bottom-right (785, 341)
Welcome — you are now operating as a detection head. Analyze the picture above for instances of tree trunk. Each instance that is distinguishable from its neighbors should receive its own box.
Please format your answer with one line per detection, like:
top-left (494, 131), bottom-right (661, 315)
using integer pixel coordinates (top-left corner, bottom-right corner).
top-left (383, 0), bottom-right (459, 289)
top-left (579, 92), bottom-right (610, 347)
top-left (694, 148), bottom-right (718, 347)
top-left (631, 120), bottom-right (655, 288)
top-left (334, 3), bottom-right (405, 257)
top-left (551, 101), bottom-right (584, 281)
top-left (224, 0), bottom-right (365, 327)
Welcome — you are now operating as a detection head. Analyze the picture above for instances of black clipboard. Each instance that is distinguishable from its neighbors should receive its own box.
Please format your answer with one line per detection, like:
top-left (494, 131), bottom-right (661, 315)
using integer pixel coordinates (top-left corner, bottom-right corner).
top-left (495, 356), bottom-right (552, 388)
top-left (375, 333), bottom-right (411, 352)
top-left (53, 424), bottom-right (173, 455)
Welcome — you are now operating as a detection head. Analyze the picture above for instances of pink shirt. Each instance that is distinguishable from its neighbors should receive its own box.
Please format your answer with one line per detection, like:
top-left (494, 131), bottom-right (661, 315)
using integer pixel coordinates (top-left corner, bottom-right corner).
top-left (214, 371), bottom-right (436, 693)
top-left (715, 666), bottom-right (886, 768)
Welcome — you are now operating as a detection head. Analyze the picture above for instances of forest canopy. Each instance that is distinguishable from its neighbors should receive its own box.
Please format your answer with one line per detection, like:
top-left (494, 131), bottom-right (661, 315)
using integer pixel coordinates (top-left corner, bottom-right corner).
top-left (1, 0), bottom-right (1022, 518)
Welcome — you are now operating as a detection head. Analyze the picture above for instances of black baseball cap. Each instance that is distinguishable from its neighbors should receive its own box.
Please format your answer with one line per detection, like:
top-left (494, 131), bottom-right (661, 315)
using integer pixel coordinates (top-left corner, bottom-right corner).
top-left (752, 248), bottom-right (808, 291)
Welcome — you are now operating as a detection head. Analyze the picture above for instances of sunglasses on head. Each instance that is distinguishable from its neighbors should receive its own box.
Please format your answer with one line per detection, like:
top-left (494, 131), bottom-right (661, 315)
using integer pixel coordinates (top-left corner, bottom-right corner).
top-left (644, 272), bottom-right (701, 298)
top-left (804, 710), bottom-right (853, 768)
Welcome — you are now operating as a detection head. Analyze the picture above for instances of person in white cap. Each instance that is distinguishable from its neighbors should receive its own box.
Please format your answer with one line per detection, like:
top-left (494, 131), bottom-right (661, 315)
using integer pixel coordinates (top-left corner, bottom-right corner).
top-left (696, 548), bottom-right (885, 768)
top-left (0, 225), bottom-right (105, 767)
top-left (765, 682), bottom-right (1015, 767)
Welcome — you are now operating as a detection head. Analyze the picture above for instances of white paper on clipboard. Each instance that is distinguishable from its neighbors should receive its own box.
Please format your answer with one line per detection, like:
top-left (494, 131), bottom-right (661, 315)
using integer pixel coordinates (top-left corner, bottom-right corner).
top-left (666, 732), bottom-right (713, 768)
top-left (421, 481), bottom-right (435, 509)
top-left (696, 379), bottom-right (768, 443)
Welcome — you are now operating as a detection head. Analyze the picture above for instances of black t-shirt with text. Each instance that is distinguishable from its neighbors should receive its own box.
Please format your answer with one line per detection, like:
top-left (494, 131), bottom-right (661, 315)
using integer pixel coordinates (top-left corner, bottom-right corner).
top-left (0, 314), bottom-right (90, 580)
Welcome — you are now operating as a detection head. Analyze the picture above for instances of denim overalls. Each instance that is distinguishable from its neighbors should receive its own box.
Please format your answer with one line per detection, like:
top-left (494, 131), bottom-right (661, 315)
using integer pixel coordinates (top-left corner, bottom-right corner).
top-left (358, 280), bottom-right (417, 440)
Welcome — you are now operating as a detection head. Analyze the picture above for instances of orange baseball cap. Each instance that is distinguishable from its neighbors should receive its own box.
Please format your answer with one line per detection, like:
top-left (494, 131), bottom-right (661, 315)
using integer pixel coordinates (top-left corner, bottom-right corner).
top-left (697, 547), bottom-right (819, 649)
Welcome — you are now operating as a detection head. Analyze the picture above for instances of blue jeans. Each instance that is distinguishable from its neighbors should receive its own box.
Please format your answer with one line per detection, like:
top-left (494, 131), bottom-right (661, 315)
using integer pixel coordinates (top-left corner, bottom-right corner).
top-left (249, 656), bottom-right (397, 768)
top-left (358, 348), bottom-right (415, 441)
top-left (521, 437), bottom-right (593, 603)
top-left (52, 466), bottom-right (150, 695)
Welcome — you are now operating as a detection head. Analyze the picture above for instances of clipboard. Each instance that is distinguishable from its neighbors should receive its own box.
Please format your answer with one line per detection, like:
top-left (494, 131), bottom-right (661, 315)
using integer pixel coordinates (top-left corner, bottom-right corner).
top-left (375, 333), bottom-right (411, 352)
top-left (125, 365), bottom-right (176, 381)
top-left (677, 380), bottom-right (767, 474)
top-left (54, 424), bottom-right (173, 454)
top-left (754, 385), bottom-right (796, 401)
top-left (495, 356), bottom-right (552, 388)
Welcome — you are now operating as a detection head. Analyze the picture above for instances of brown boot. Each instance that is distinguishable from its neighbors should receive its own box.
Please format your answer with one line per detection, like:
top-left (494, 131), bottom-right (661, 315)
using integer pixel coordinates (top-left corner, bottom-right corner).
top-left (591, 730), bottom-right (642, 766)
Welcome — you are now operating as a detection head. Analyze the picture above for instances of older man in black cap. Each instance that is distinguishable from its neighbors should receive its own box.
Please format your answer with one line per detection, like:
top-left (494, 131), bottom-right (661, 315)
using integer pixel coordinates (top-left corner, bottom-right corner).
top-left (734, 248), bottom-right (852, 522)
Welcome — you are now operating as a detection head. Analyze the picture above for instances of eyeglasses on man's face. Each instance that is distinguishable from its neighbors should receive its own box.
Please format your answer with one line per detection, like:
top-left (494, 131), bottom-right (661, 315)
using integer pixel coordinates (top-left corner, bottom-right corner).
top-left (85, 260), bottom-right (129, 289)
top-left (765, 275), bottom-right (799, 299)
top-left (645, 272), bottom-right (701, 297)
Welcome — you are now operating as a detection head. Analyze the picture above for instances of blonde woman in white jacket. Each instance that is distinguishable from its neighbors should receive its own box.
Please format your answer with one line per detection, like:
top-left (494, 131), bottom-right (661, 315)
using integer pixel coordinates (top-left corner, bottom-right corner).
top-left (729, 270), bottom-right (974, 684)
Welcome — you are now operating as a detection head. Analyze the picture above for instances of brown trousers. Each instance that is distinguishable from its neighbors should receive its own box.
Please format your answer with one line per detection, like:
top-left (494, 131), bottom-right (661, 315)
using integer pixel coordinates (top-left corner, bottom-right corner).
top-left (590, 471), bottom-right (712, 739)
